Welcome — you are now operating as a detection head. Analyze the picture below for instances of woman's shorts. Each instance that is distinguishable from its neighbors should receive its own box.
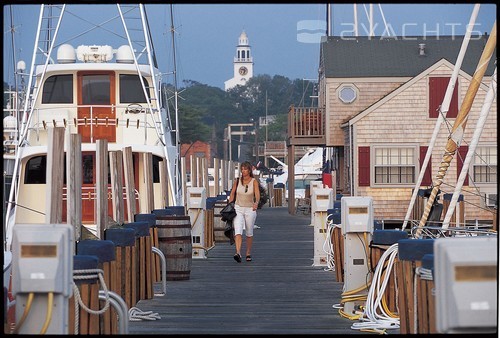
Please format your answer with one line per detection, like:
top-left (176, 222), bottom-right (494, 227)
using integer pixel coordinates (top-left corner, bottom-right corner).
top-left (233, 205), bottom-right (256, 237)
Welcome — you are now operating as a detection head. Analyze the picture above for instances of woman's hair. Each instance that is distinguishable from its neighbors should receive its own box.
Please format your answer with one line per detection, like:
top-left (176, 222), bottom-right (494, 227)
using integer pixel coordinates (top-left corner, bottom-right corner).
top-left (240, 161), bottom-right (254, 183)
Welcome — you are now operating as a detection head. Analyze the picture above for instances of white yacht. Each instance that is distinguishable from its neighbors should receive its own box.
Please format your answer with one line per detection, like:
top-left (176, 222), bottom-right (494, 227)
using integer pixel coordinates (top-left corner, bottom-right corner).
top-left (4, 3), bottom-right (180, 289)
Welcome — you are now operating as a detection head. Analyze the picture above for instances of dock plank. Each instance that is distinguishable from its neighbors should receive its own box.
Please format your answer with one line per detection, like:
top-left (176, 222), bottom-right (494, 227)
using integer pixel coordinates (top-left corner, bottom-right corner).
top-left (128, 207), bottom-right (376, 334)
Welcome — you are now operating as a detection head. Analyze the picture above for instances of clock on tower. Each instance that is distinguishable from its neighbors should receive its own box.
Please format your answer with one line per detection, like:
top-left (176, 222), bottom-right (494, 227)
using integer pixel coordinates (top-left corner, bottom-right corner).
top-left (224, 31), bottom-right (254, 91)
top-left (239, 66), bottom-right (248, 76)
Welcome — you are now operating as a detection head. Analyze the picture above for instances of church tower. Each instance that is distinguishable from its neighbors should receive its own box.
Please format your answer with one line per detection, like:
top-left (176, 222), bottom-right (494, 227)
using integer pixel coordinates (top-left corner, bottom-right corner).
top-left (224, 31), bottom-right (254, 91)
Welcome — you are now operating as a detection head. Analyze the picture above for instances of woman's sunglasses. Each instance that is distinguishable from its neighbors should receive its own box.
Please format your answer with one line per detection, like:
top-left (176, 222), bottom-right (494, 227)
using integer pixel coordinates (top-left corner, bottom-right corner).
top-left (245, 185), bottom-right (248, 193)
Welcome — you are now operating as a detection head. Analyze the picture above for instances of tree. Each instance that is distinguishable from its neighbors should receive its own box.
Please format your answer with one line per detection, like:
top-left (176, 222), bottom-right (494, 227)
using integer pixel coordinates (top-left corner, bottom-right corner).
top-left (177, 104), bottom-right (211, 144)
top-left (167, 75), bottom-right (317, 157)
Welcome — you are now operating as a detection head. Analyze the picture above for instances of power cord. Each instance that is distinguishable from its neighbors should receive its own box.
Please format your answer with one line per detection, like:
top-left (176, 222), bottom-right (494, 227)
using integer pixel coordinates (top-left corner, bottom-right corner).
top-left (350, 243), bottom-right (400, 333)
top-left (323, 214), bottom-right (340, 272)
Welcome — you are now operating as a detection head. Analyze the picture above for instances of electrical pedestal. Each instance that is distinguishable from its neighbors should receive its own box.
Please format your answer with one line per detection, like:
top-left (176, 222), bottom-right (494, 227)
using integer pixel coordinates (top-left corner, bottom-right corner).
top-left (11, 223), bottom-right (73, 334)
top-left (312, 187), bottom-right (333, 267)
top-left (187, 187), bottom-right (207, 259)
top-left (341, 197), bottom-right (373, 316)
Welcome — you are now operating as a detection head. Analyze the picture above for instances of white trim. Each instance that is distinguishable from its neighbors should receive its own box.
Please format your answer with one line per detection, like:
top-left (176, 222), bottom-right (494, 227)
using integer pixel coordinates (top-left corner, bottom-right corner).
top-left (331, 77), bottom-right (411, 83)
top-left (341, 58), bottom-right (488, 128)
top-left (471, 144), bottom-right (498, 186)
top-left (485, 193), bottom-right (497, 207)
top-left (351, 123), bottom-right (356, 196)
top-left (337, 84), bottom-right (359, 104)
top-left (370, 144), bottom-right (419, 187)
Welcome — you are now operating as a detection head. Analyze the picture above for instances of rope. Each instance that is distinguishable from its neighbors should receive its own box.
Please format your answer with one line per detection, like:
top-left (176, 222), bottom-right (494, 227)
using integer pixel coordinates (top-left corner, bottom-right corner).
top-left (323, 214), bottom-right (339, 272)
top-left (128, 307), bottom-right (161, 321)
top-left (415, 266), bottom-right (433, 281)
top-left (350, 243), bottom-right (400, 333)
top-left (72, 268), bottom-right (111, 334)
top-left (188, 208), bottom-right (202, 229)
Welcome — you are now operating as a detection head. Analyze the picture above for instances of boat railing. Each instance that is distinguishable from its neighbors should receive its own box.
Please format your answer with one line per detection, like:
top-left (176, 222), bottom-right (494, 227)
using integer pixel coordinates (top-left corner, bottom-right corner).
top-left (62, 186), bottom-right (139, 202)
top-left (28, 103), bottom-right (163, 143)
top-left (408, 220), bottom-right (496, 239)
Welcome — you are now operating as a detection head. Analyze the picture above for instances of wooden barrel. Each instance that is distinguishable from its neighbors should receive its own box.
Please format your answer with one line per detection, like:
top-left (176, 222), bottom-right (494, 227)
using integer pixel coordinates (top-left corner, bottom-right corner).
top-left (156, 215), bottom-right (192, 280)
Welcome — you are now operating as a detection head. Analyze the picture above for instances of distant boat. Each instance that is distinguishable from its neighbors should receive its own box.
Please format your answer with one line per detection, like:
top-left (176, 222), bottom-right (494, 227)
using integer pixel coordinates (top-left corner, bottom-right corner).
top-left (264, 147), bottom-right (324, 199)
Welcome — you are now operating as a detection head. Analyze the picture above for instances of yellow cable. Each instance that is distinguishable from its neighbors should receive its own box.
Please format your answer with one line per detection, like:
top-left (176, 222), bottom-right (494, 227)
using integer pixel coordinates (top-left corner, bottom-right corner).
top-left (341, 281), bottom-right (371, 296)
top-left (13, 292), bottom-right (34, 334)
top-left (364, 232), bottom-right (371, 271)
top-left (338, 308), bottom-right (362, 320)
top-left (378, 258), bottom-right (399, 319)
top-left (381, 296), bottom-right (398, 318)
top-left (39, 292), bottom-right (54, 334)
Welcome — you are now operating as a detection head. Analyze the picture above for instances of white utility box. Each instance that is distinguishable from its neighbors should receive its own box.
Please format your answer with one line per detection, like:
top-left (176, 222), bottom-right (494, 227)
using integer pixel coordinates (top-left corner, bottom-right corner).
top-left (312, 187), bottom-right (333, 267)
top-left (340, 196), bottom-right (374, 316)
top-left (11, 223), bottom-right (74, 334)
top-left (435, 236), bottom-right (497, 334)
top-left (309, 181), bottom-right (325, 221)
top-left (187, 187), bottom-right (207, 259)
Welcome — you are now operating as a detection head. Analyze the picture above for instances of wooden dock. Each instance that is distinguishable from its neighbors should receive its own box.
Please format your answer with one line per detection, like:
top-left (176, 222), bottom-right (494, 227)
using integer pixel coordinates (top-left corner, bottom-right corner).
top-left (128, 207), bottom-right (384, 335)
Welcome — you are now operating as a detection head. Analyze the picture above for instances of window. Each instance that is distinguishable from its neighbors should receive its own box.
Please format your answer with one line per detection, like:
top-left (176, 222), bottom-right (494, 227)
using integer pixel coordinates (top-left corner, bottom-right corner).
top-left (82, 154), bottom-right (94, 184)
top-left (152, 155), bottom-right (162, 183)
top-left (119, 74), bottom-right (150, 103)
top-left (25, 155), bottom-right (70, 184)
top-left (25, 156), bottom-right (46, 184)
top-left (472, 146), bottom-right (497, 184)
top-left (42, 75), bottom-right (73, 104)
top-left (373, 146), bottom-right (417, 185)
top-left (82, 74), bottom-right (110, 105)
top-left (338, 84), bottom-right (358, 104)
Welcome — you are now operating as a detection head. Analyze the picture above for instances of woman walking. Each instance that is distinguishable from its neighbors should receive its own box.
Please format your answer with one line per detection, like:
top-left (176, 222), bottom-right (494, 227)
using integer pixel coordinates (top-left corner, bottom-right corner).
top-left (229, 161), bottom-right (260, 263)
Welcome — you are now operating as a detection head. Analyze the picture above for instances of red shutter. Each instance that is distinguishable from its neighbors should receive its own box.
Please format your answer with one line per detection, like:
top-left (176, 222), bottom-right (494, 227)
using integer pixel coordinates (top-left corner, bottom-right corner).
top-left (358, 146), bottom-right (370, 186)
top-left (457, 145), bottom-right (469, 186)
top-left (420, 146), bottom-right (433, 186)
top-left (429, 77), bottom-right (459, 118)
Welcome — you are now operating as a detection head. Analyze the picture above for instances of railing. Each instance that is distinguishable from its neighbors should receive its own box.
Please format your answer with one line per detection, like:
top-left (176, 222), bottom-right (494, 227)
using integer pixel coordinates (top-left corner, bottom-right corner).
top-left (288, 105), bottom-right (325, 139)
top-left (27, 103), bottom-right (162, 143)
top-left (233, 57), bottom-right (253, 63)
top-left (410, 222), bottom-right (496, 239)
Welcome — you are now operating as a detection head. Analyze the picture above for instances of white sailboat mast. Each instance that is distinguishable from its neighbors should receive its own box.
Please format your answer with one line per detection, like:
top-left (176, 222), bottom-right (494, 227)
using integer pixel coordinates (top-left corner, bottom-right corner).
top-left (170, 4), bottom-right (182, 205)
top-left (402, 4), bottom-right (481, 230)
top-left (415, 21), bottom-right (497, 238)
top-left (442, 68), bottom-right (497, 228)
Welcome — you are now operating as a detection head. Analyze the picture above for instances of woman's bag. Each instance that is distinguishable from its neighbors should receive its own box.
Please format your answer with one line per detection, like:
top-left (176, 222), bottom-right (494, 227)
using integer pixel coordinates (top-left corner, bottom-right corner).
top-left (220, 202), bottom-right (237, 222)
top-left (224, 220), bottom-right (235, 245)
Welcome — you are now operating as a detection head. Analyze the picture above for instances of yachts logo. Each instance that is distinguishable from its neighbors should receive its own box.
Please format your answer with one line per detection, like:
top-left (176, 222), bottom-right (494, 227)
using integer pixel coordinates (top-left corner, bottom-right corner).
top-left (297, 20), bottom-right (326, 43)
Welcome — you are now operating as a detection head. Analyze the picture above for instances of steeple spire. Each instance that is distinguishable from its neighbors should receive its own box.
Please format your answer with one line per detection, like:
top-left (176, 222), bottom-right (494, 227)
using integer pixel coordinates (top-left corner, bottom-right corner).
top-left (225, 30), bottom-right (254, 91)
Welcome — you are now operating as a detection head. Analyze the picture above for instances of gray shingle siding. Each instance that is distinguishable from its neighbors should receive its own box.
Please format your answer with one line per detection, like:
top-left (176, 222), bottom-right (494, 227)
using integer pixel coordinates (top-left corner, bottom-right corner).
top-left (321, 35), bottom-right (496, 78)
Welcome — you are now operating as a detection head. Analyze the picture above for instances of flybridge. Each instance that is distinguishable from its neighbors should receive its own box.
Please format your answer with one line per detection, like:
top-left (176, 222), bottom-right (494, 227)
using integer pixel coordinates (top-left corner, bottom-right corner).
top-left (57, 44), bottom-right (135, 64)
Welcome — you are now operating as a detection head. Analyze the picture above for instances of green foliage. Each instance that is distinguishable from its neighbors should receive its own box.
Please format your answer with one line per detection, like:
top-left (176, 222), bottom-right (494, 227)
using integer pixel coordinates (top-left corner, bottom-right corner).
top-left (167, 75), bottom-right (317, 157)
top-left (178, 105), bottom-right (211, 144)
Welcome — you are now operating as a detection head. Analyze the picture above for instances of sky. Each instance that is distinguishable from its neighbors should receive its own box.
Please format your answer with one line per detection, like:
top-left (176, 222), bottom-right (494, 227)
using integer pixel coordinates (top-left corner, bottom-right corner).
top-left (3, 3), bottom-right (497, 90)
